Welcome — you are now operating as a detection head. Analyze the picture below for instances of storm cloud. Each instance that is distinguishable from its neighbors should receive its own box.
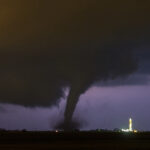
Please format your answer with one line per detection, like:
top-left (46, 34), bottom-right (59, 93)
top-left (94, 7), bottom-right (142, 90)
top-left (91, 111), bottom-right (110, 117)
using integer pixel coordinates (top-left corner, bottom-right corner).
top-left (0, 0), bottom-right (150, 128)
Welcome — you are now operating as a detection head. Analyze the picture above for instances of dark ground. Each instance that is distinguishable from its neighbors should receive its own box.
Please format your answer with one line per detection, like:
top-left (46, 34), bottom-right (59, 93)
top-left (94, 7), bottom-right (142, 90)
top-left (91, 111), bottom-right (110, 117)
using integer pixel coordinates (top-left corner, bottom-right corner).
top-left (0, 131), bottom-right (150, 150)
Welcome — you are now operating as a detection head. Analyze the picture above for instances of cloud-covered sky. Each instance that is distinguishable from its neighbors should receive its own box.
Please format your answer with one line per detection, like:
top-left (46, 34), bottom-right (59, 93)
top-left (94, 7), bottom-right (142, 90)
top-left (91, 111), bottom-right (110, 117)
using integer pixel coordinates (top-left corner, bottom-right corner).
top-left (0, 58), bottom-right (150, 131)
top-left (1, 83), bottom-right (150, 131)
top-left (0, 0), bottom-right (150, 130)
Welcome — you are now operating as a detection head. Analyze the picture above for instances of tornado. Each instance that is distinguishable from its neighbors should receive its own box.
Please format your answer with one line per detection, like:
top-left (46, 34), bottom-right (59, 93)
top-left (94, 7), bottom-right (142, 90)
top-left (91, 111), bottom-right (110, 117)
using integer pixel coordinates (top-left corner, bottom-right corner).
top-left (64, 81), bottom-right (88, 129)
top-left (60, 49), bottom-right (138, 130)
top-left (64, 86), bottom-right (81, 126)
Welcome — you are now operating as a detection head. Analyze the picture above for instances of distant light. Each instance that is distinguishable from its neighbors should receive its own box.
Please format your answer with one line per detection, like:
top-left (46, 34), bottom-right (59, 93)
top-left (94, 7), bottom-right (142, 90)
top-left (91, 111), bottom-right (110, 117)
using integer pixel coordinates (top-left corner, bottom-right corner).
top-left (121, 129), bottom-right (130, 132)
top-left (133, 130), bottom-right (138, 133)
top-left (121, 118), bottom-right (138, 133)
top-left (55, 130), bottom-right (58, 133)
top-left (129, 118), bottom-right (132, 131)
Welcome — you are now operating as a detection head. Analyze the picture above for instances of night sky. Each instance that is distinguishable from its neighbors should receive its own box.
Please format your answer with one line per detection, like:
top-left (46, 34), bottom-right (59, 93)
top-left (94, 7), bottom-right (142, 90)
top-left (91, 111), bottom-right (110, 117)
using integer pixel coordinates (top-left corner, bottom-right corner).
top-left (0, 0), bottom-right (150, 130)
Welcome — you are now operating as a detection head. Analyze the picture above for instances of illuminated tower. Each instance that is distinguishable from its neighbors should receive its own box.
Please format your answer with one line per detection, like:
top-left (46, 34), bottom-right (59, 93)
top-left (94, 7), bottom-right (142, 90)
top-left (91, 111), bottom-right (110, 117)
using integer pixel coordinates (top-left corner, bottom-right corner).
top-left (129, 118), bottom-right (132, 131)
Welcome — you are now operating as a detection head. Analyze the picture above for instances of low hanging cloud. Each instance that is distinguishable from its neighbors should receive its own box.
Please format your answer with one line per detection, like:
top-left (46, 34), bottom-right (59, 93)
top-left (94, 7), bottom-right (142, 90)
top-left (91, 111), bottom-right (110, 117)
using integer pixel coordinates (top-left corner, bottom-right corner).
top-left (0, 1), bottom-right (150, 128)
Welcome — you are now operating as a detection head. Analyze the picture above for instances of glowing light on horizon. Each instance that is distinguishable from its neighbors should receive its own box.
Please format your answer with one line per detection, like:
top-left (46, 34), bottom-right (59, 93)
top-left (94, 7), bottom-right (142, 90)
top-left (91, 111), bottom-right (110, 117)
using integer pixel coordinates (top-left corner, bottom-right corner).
top-left (121, 118), bottom-right (138, 133)
top-left (129, 118), bottom-right (132, 131)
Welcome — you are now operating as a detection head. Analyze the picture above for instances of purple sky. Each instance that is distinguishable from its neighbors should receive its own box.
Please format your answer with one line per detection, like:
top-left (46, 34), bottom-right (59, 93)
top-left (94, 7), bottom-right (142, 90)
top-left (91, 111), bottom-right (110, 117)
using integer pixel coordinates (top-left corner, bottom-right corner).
top-left (0, 74), bottom-right (150, 131)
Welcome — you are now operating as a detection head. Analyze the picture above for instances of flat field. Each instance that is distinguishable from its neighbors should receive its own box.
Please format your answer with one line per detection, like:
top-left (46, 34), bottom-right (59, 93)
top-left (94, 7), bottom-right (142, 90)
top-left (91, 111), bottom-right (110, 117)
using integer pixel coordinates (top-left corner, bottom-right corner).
top-left (0, 131), bottom-right (150, 150)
